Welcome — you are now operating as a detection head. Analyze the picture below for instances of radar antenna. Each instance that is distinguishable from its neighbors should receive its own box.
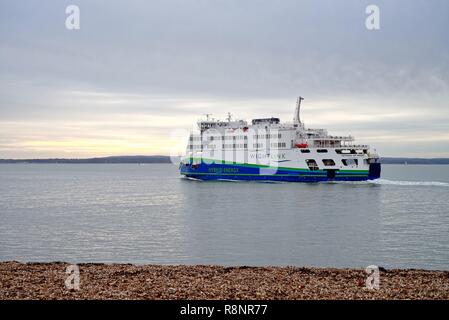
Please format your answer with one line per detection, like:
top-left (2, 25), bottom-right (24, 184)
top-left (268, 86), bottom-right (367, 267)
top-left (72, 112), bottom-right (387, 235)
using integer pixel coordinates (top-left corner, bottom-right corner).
top-left (203, 113), bottom-right (212, 121)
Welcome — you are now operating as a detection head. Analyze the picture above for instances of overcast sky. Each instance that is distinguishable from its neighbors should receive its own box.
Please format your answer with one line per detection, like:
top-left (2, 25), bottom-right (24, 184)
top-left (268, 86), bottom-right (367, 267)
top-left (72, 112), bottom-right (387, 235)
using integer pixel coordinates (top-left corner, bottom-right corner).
top-left (1, 0), bottom-right (448, 158)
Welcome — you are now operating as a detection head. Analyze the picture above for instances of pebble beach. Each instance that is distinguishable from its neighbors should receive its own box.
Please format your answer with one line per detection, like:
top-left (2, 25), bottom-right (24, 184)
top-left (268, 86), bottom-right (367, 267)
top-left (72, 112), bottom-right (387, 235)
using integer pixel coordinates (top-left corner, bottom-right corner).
top-left (1, 262), bottom-right (448, 300)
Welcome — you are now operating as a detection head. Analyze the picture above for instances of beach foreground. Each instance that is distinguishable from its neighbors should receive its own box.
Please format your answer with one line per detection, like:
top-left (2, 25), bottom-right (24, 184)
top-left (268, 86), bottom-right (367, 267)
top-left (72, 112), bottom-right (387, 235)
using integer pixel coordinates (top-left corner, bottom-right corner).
top-left (1, 262), bottom-right (448, 300)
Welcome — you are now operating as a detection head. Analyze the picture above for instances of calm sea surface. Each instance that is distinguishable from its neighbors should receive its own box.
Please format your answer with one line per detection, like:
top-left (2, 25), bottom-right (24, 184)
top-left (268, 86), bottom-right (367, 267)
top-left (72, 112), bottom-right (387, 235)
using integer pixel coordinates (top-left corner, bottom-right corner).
top-left (0, 164), bottom-right (448, 270)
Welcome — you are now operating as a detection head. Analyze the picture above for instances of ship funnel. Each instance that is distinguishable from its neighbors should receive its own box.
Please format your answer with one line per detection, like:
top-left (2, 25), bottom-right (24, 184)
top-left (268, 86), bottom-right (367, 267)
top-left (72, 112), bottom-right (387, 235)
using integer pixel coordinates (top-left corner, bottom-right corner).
top-left (294, 96), bottom-right (304, 125)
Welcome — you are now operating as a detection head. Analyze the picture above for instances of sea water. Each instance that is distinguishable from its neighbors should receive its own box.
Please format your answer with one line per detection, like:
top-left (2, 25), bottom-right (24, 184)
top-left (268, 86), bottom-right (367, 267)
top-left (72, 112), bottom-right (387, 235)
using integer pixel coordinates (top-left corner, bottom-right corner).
top-left (0, 164), bottom-right (448, 270)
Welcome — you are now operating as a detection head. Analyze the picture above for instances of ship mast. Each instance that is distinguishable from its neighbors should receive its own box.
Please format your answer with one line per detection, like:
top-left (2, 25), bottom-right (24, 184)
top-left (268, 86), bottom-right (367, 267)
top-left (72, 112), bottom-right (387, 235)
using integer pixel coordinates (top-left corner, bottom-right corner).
top-left (294, 96), bottom-right (304, 126)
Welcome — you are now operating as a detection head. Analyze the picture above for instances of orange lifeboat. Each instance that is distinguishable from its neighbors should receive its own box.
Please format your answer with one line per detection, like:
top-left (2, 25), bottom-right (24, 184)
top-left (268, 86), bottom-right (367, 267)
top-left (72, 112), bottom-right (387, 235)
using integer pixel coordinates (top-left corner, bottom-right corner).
top-left (294, 143), bottom-right (308, 148)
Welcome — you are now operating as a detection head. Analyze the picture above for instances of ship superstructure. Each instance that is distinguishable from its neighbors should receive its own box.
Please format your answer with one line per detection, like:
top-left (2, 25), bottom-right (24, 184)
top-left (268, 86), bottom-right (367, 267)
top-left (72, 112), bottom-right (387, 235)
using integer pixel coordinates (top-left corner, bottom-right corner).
top-left (179, 97), bottom-right (381, 182)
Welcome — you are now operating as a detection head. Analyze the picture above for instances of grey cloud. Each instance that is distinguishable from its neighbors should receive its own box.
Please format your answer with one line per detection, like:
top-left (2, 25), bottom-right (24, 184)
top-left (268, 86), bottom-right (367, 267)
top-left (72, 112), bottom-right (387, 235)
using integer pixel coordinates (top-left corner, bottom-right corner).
top-left (0, 0), bottom-right (448, 157)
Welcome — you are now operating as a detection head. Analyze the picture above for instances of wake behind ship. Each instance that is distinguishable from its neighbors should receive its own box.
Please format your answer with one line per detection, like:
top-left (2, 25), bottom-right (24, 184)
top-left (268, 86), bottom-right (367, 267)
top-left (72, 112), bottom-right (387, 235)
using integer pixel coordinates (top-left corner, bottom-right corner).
top-left (180, 97), bottom-right (381, 182)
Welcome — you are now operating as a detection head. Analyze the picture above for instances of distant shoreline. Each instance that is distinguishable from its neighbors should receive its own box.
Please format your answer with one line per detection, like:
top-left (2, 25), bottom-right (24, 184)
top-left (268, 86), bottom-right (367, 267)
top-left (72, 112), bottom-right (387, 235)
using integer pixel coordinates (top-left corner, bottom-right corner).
top-left (0, 155), bottom-right (449, 165)
top-left (1, 261), bottom-right (448, 300)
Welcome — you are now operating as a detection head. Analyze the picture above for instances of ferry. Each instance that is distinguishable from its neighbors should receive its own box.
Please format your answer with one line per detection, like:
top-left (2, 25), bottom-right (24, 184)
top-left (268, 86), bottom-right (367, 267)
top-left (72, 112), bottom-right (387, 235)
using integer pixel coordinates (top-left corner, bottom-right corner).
top-left (179, 97), bottom-right (381, 182)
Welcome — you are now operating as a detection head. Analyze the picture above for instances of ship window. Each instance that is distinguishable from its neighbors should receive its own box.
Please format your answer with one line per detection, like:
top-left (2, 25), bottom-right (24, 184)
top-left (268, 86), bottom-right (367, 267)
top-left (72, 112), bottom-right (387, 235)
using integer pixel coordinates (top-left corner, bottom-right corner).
top-left (322, 159), bottom-right (335, 166)
top-left (342, 159), bottom-right (358, 166)
top-left (300, 149), bottom-right (310, 153)
top-left (317, 149), bottom-right (328, 153)
top-left (306, 159), bottom-right (319, 171)
top-left (270, 142), bottom-right (287, 148)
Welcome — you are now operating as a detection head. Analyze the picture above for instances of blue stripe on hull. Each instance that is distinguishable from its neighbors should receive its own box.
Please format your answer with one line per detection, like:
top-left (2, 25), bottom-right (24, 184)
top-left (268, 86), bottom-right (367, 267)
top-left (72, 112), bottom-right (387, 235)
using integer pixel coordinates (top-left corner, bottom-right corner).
top-left (183, 174), bottom-right (369, 182)
top-left (179, 162), bottom-right (380, 182)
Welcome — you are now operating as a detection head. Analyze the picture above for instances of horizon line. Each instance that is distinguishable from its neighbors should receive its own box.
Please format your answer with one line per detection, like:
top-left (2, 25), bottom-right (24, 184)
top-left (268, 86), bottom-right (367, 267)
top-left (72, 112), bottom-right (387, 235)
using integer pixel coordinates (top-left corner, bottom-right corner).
top-left (1, 155), bottom-right (449, 161)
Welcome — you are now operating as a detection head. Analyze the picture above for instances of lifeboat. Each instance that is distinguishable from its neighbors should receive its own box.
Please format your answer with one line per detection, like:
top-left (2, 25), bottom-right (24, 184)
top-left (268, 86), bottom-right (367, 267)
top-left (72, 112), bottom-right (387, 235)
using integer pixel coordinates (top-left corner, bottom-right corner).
top-left (294, 143), bottom-right (308, 148)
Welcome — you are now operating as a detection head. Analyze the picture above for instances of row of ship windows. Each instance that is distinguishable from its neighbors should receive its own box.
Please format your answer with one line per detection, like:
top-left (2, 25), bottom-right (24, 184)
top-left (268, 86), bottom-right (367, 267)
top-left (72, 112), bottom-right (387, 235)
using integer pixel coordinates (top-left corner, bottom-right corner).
top-left (190, 133), bottom-right (283, 141)
top-left (254, 142), bottom-right (286, 148)
top-left (301, 149), bottom-right (327, 153)
top-left (301, 149), bottom-right (367, 154)
top-left (189, 142), bottom-right (287, 149)
top-left (307, 158), bottom-right (360, 169)
top-left (188, 146), bottom-right (367, 154)
top-left (222, 144), bottom-right (247, 148)
top-left (254, 133), bottom-right (282, 139)
top-left (211, 135), bottom-right (248, 141)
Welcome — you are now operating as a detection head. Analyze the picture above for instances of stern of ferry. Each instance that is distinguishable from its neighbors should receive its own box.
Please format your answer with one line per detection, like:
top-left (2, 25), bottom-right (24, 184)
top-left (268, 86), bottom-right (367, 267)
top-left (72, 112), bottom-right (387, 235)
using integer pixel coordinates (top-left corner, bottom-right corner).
top-left (367, 152), bottom-right (381, 180)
